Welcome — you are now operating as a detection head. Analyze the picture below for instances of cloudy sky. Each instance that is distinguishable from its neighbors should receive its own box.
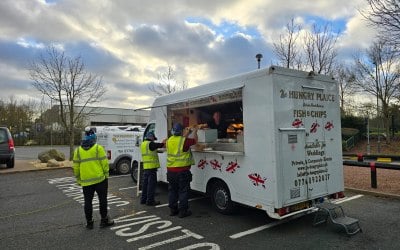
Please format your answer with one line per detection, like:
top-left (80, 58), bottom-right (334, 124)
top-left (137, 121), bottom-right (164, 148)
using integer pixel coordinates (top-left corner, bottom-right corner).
top-left (0, 0), bottom-right (377, 109)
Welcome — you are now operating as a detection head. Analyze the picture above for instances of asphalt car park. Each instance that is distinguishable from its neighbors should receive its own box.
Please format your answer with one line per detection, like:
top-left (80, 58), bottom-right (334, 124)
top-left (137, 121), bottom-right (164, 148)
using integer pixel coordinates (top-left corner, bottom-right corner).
top-left (1, 168), bottom-right (400, 250)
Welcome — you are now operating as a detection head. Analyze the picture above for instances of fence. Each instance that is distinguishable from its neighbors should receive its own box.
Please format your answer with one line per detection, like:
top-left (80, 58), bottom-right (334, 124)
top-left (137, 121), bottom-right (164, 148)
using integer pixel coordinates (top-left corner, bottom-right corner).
top-left (343, 136), bottom-right (355, 151)
top-left (343, 154), bottom-right (400, 189)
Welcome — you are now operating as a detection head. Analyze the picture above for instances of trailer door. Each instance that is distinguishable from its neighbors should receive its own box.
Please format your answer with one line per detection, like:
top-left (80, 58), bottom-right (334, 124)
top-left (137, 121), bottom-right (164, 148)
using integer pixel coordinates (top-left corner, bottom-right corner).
top-left (279, 128), bottom-right (309, 207)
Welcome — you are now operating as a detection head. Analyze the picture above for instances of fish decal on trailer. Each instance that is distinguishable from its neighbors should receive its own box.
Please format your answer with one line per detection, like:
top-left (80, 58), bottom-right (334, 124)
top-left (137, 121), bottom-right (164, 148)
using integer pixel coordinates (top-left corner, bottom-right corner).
top-left (226, 161), bottom-right (240, 173)
top-left (292, 118), bottom-right (303, 128)
top-left (310, 121), bottom-right (320, 133)
top-left (325, 121), bottom-right (334, 131)
top-left (248, 173), bottom-right (267, 188)
top-left (210, 159), bottom-right (222, 171)
top-left (197, 159), bottom-right (207, 169)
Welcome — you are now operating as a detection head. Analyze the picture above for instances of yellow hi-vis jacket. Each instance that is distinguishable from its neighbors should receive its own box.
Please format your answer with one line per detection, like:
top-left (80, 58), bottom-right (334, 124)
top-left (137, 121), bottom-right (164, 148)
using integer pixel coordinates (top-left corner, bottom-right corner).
top-left (167, 135), bottom-right (194, 167)
top-left (73, 144), bottom-right (109, 186)
top-left (141, 140), bottom-right (160, 169)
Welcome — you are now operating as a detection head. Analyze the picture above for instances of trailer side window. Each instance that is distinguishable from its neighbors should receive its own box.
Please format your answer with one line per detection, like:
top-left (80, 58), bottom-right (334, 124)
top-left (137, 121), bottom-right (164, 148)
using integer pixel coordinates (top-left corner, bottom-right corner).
top-left (167, 88), bottom-right (244, 152)
top-left (168, 103), bottom-right (244, 152)
top-left (196, 101), bottom-right (243, 140)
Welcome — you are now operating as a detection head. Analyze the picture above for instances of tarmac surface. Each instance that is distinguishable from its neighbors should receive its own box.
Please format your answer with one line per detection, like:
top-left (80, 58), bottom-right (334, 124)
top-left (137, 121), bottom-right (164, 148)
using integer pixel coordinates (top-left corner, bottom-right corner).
top-left (1, 158), bottom-right (399, 200)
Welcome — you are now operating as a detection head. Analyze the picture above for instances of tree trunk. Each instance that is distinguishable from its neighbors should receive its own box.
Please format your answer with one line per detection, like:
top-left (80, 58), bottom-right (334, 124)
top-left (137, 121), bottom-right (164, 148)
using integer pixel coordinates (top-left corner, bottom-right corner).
top-left (384, 114), bottom-right (391, 144)
top-left (69, 126), bottom-right (75, 161)
top-left (382, 102), bottom-right (391, 144)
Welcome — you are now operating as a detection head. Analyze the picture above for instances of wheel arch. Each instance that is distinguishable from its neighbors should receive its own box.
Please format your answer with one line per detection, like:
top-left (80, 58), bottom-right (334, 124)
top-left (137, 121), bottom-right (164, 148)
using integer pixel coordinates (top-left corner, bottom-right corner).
top-left (206, 177), bottom-right (228, 195)
top-left (114, 154), bottom-right (132, 166)
top-left (206, 177), bottom-right (236, 214)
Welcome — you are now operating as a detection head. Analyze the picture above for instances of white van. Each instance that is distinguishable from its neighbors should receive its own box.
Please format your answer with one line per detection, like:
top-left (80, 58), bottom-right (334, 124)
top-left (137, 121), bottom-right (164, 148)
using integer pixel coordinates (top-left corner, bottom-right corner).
top-left (92, 126), bottom-right (144, 175)
top-left (142, 66), bottom-right (344, 219)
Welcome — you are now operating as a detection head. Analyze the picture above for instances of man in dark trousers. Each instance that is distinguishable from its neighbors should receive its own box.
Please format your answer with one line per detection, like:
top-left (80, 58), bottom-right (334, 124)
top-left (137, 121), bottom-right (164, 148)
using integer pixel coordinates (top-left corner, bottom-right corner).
top-left (140, 131), bottom-right (165, 206)
top-left (166, 123), bottom-right (198, 218)
top-left (73, 128), bottom-right (114, 229)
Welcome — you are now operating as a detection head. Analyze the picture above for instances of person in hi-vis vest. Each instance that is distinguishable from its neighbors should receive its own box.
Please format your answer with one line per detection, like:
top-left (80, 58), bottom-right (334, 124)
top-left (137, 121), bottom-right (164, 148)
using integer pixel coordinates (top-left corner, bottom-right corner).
top-left (73, 128), bottom-right (114, 229)
top-left (140, 131), bottom-right (165, 206)
top-left (166, 123), bottom-right (198, 218)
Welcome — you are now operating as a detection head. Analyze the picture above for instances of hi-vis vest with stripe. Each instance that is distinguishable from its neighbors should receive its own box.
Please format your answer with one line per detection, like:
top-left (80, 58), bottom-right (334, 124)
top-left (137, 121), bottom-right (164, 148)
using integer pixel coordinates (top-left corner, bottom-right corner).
top-left (167, 136), bottom-right (194, 167)
top-left (141, 140), bottom-right (160, 169)
top-left (72, 144), bottom-right (109, 186)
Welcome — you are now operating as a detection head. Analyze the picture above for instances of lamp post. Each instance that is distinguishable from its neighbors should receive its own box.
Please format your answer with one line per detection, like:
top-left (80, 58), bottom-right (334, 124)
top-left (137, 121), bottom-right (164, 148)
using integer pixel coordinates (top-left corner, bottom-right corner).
top-left (366, 115), bottom-right (370, 155)
top-left (50, 98), bottom-right (53, 149)
top-left (255, 53), bottom-right (263, 69)
top-left (374, 60), bottom-right (381, 153)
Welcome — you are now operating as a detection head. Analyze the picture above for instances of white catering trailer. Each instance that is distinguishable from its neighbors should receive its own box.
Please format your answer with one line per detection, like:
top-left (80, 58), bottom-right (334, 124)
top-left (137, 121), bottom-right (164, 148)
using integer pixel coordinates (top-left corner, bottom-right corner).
top-left (142, 66), bottom-right (344, 219)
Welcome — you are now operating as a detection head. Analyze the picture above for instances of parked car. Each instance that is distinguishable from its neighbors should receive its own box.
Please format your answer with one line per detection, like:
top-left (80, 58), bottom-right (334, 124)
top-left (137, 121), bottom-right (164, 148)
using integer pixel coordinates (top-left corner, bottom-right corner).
top-left (0, 127), bottom-right (15, 168)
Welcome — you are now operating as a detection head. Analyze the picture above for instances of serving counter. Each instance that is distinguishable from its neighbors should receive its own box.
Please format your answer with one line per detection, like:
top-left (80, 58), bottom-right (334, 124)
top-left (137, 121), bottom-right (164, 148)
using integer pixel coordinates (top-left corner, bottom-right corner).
top-left (192, 141), bottom-right (244, 156)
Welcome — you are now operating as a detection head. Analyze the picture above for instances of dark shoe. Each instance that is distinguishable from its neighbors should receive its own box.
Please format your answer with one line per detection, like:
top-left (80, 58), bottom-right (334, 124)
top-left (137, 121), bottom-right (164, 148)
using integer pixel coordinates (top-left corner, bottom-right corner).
top-left (146, 200), bottom-right (161, 206)
top-left (170, 208), bottom-right (179, 216)
top-left (178, 210), bottom-right (192, 218)
top-left (100, 216), bottom-right (114, 228)
top-left (140, 200), bottom-right (146, 204)
top-left (86, 219), bottom-right (94, 230)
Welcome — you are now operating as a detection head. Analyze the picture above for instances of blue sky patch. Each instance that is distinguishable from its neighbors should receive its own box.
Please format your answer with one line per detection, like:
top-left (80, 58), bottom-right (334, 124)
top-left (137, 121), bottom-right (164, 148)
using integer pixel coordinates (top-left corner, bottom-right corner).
top-left (45, 0), bottom-right (59, 4)
top-left (303, 15), bottom-right (346, 34)
top-left (185, 17), bottom-right (261, 39)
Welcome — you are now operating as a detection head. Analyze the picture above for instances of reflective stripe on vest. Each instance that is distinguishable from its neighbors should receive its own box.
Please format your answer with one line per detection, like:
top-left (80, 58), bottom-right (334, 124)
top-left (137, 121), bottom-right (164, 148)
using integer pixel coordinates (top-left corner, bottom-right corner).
top-left (73, 145), bottom-right (107, 163)
top-left (167, 136), bottom-right (194, 167)
top-left (74, 145), bottom-right (106, 184)
top-left (141, 140), bottom-right (160, 169)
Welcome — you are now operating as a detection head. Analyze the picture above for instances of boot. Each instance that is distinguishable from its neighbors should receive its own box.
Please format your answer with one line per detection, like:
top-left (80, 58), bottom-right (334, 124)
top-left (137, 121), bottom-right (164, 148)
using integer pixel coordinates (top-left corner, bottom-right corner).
top-left (100, 216), bottom-right (114, 228)
top-left (170, 208), bottom-right (179, 216)
top-left (146, 200), bottom-right (161, 206)
top-left (178, 209), bottom-right (192, 218)
top-left (86, 219), bottom-right (94, 230)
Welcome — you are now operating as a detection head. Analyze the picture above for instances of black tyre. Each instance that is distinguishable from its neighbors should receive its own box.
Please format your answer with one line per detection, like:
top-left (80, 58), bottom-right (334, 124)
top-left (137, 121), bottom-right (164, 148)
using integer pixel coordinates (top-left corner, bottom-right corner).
top-left (6, 157), bottom-right (14, 168)
top-left (116, 158), bottom-right (131, 175)
top-left (211, 180), bottom-right (236, 214)
top-left (130, 161), bottom-right (138, 183)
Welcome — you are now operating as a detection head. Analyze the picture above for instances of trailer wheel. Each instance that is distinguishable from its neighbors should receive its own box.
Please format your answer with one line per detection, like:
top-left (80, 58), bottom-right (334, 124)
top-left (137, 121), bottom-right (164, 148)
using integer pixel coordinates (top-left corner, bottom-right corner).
top-left (116, 159), bottom-right (131, 175)
top-left (131, 161), bottom-right (138, 183)
top-left (211, 180), bottom-right (236, 214)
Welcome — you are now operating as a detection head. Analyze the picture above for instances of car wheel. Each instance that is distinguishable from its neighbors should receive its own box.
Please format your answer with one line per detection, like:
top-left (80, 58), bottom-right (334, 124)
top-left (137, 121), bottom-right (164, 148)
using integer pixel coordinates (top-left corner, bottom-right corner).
top-left (211, 180), bottom-right (236, 214)
top-left (116, 159), bottom-right (131, 175)
top-left (6, 157), bottom-right (14, 168)
top-left (131, 161), bottom-right (138, 183)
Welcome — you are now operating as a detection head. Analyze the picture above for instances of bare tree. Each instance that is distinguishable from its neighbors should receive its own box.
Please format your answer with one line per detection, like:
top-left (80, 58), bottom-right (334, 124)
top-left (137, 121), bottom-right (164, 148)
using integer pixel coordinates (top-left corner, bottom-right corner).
top-left (29, 46), bottom-right (106, 159)
top-left (362, 0), bottom-right (400, 49)
top-left (332, 63), bottom-right (357, 114)
top-left (357, 102), bottom-right (377, 118)
top-left (149, 65), bottom-right (188, 96)
top-left (0, 96), bottom-right (36, 144)
top-left (273, 18), bottom-right (302, 69)
top-left (272, 20), bottom-right (339, 74)
top-left (352, 39), bottom-right (400, 142)
top-left (304, 23), bottom-right (339, 74)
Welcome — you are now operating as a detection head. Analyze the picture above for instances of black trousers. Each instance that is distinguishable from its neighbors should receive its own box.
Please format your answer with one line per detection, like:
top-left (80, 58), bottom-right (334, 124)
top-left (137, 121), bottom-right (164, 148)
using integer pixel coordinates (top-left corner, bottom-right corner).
top-left (141, 169), bottom-right (158, 204)
top-left (82, 179), bottom-right (108, 221)
top-left (167, 170), bottom-right (192, 211)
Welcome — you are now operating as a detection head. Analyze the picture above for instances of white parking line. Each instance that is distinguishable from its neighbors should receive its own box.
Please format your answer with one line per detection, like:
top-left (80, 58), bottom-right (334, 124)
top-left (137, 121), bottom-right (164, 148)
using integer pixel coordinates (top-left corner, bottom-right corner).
top-left (332, 194), bottom-right (364, 204)
top-left (155, 197), bottom-right (207, 208)
top-left (119, 186), bottom-right (137, 190)
top-left (229, 214), bottom-right (303, 239)
top-left (229, 194), bottom-right (364, 239)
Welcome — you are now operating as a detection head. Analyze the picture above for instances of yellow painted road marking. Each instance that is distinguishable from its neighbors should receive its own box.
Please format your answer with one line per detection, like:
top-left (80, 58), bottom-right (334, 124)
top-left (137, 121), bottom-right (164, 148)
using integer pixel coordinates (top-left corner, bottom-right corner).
top-left (377, 157), bottom-right (391, 163)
